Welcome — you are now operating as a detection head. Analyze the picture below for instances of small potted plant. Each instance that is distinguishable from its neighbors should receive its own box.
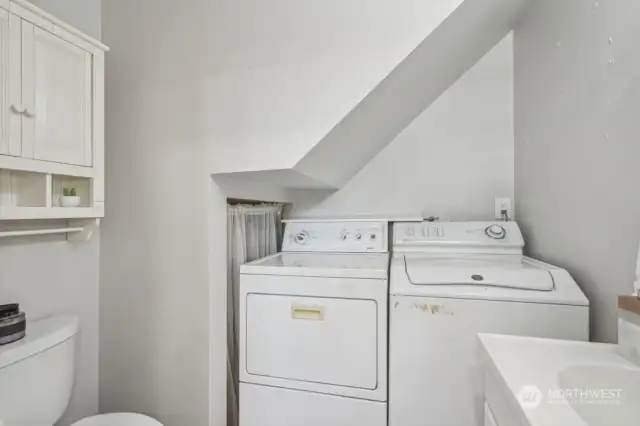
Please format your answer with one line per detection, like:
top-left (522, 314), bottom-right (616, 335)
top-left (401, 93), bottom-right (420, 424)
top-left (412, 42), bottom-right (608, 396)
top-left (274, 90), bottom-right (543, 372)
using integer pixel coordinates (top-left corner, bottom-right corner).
top-left (60, 187), bottom-right (81, 207)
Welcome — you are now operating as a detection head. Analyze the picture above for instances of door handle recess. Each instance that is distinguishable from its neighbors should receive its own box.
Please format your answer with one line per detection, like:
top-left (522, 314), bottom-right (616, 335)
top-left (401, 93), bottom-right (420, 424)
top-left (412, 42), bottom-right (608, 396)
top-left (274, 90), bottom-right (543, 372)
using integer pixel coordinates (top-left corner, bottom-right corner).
top-left (291, 304), bottom-right (325, 321)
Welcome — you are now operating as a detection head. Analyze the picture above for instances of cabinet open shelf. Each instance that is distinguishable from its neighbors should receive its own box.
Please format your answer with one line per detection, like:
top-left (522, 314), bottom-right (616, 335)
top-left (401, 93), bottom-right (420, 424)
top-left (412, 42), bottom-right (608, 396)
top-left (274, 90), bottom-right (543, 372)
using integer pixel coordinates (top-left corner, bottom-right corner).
top-left (0, 168), bottom-right (103, 220)
top-left (0, 169), bottom-right (46, 207)
top-left (52, 174), bottom-right (92, 207)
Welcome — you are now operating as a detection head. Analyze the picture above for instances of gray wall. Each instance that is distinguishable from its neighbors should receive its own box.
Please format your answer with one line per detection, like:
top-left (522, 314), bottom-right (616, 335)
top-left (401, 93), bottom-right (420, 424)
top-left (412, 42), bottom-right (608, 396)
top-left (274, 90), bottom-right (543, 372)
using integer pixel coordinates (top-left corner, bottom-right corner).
top-left (514, 0), bottom-right (640, 343)
top-left (0, 1), bottom-right (102, 425)
top-left (100, 1), bottom-right (213, 425)
top-left (0, 234), bottom-right (100, 426)
top-left (290, 35), bottom-right (513, 220)
top-left (28, 0), bottom-right (101, 39)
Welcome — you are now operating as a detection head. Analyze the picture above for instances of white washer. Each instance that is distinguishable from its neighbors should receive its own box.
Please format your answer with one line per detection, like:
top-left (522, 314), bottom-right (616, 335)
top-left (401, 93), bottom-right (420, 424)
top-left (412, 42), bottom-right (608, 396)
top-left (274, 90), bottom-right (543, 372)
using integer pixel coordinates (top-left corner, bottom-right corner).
top-left (389, 221), bottom-right (589, 426)
top-left (240, 220), bottom-right (389, 426)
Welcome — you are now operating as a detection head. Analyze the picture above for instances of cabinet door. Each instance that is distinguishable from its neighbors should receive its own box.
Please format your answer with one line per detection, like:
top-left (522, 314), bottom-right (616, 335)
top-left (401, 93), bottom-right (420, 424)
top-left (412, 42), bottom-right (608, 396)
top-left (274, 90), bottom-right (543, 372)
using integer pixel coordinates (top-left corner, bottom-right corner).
top-left (0, 11), bottom-right (22, 156)
top-left (22, 22), bottom-right (92, 166)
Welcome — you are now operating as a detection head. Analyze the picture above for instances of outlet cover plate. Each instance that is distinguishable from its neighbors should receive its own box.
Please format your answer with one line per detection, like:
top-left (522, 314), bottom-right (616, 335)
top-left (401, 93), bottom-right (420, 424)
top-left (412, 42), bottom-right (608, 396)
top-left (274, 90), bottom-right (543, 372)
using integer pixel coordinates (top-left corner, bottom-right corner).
top-left (494, 197), bottom-right (512, 220)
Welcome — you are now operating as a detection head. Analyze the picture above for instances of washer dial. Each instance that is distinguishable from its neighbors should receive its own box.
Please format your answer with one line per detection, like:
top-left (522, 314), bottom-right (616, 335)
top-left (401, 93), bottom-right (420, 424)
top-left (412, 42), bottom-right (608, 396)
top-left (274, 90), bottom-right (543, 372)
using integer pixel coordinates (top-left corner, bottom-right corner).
top-left (485, 225), bottom-right (507, 239)
top-left (295, 231), bottom-right (309, 244)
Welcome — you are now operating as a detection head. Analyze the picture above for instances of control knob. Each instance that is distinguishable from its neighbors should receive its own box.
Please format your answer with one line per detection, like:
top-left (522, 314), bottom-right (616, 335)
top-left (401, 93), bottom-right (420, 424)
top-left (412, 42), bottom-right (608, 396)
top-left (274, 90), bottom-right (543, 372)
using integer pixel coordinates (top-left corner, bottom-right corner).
top-left (295, 232), bottom-right (308, 244)
top-left (485, 225), bottom-right (507, 239)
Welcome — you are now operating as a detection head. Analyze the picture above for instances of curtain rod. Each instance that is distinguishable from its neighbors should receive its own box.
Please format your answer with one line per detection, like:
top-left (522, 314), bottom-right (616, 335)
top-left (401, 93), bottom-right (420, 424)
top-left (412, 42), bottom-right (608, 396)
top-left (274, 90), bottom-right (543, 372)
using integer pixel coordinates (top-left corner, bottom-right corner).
top-left (227, 204), bottom-right (283, 215)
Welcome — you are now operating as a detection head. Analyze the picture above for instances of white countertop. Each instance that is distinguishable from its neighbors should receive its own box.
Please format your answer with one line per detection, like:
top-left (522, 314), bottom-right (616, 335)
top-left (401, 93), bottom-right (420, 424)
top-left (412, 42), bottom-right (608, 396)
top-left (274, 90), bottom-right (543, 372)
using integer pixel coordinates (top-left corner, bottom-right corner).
top-left (479, 334), bottom-right (640, 426)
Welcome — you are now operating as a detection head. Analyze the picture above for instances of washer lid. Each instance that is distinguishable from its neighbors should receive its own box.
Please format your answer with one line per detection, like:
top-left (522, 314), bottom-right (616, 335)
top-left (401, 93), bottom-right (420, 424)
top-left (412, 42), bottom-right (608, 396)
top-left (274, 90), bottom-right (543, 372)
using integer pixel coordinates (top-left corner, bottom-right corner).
top-left (404, 255), bottom-right (554, 291)
top-left (241, 252), bottom-right (389, 279)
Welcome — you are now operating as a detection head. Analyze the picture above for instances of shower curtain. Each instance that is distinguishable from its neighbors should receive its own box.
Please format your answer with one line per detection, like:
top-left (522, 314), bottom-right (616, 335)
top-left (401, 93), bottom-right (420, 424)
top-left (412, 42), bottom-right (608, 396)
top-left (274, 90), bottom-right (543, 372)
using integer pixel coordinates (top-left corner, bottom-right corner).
top-left (227, 204), bottom-right (283, 426)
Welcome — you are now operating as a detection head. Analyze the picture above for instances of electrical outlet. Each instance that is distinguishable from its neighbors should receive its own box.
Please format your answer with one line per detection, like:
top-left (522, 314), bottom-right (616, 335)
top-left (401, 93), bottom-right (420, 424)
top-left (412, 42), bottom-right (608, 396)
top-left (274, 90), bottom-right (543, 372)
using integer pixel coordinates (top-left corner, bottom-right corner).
top-left (494, 197), bottom-right (512, 220)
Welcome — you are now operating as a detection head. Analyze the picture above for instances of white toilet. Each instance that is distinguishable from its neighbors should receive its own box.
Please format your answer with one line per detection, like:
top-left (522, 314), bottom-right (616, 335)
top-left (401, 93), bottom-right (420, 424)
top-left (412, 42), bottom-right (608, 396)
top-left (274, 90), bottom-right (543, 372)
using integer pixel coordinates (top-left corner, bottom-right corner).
top-left (0, 315), bottom-right (163, 426)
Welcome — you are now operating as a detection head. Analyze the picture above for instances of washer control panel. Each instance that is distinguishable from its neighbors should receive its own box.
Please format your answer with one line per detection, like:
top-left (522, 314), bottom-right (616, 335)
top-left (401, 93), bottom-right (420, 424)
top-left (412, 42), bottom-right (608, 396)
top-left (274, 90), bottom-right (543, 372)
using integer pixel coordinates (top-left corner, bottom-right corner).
top-left (393, 221), bottom-right (524, 253)
top-left (283, 220), bottom-right (388, 253)
top-left (485, 224), bottom-right (507, 239)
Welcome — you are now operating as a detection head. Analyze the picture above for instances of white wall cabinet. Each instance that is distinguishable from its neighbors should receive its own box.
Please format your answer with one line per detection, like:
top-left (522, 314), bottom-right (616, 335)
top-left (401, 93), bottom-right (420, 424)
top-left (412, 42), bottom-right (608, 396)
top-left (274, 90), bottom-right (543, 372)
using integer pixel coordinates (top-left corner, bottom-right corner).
top-left (0, 0), bottom-right (107, 220)
top-left (26, 23), bottom-right (93, 166)
top-left (0, 10), bottom-right (20, 157)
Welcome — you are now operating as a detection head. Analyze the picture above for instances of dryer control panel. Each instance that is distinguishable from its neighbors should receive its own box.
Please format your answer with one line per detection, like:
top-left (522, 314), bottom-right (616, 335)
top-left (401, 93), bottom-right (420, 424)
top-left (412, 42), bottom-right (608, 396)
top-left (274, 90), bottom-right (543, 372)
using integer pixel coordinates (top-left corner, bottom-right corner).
top-left (283, 220), bottom-right (388, 253)
top-left (393, 222), bottom-right (524, 254)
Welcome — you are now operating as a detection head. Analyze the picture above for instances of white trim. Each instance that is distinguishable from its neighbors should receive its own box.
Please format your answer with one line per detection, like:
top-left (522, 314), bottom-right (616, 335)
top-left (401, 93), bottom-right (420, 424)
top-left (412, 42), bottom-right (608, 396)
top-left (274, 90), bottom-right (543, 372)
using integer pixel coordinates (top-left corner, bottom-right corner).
top-left (44, 172), bottom-right (51, 207)
top-left (0, 205), bottom-right (103, 219)
top-left (82, 47), bottom-right (92, 166)
top-left (8, 11), bottom-right (21, 156)
top-left (20, 19), bottom-right (34, 158)
top-left (0, 155), bottom-right (96, 177)
top-left (0, 9), bottom-right (9, 155)
top-left (0, 168), bottom-right (10, 205)
top-left (92, 53), bottom-right (105, 202)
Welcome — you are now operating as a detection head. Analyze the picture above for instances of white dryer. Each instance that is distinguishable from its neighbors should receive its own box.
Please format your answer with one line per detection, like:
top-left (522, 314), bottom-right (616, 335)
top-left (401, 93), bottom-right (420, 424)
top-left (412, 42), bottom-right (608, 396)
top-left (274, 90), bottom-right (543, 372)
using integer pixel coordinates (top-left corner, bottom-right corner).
top-left (240, 220), bottom-right (389, 426)
top-left (389, 221), bottom-right (589, 426)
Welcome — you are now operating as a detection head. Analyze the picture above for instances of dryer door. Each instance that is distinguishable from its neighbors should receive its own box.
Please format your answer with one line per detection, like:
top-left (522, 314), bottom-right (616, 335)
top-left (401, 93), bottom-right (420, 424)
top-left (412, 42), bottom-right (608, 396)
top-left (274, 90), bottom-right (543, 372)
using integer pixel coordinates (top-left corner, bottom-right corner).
top-left (245, 293), bottom-right (378, 389)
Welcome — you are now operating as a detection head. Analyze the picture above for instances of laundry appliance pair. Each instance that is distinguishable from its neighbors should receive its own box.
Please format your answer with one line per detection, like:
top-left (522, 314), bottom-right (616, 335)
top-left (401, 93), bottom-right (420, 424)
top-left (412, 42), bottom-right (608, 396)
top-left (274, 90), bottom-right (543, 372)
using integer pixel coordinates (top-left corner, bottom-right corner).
top-left (238, 219), bottom-right (588, 426)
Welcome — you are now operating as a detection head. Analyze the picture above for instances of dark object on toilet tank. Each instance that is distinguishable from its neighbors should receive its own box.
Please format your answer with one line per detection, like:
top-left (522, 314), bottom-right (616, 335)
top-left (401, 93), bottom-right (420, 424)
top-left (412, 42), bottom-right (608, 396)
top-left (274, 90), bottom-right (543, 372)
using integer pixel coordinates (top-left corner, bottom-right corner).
top-left (0, 303), bottom-right (26, 345)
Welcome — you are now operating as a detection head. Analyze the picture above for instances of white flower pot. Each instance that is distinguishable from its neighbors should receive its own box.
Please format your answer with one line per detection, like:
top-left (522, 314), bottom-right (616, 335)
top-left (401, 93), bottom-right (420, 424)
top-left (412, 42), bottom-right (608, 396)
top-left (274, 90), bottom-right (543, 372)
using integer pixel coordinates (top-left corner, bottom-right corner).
top-left (60, 196), bottom-right (81, 207)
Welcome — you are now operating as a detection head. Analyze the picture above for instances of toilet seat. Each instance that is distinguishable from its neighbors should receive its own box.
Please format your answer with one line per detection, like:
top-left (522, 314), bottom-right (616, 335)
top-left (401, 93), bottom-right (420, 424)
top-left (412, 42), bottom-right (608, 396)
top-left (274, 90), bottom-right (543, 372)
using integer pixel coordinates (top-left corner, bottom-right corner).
top-left (71, 413), bottom-right (164, 426)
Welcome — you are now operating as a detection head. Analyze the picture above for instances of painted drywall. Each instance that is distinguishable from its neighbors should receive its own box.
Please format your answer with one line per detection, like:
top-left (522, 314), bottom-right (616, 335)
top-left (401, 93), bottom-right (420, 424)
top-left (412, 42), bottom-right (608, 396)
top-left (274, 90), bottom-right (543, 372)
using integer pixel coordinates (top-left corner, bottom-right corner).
top-left (103, 2), bottom-right (515, 426)
top-left (514, 0), bottom-right (640, 342)
top-left (0, 1), bottom-right (101, 425)
top-left (290, 34), bottom-right (514, 220)
top-left (28, 0), bottom-right (101, 39)
top-left (100, 1), bottom-right (214, 425)
top-left (208, 0), bottom-right (524, 195)
top-left (208, 47), bottom-right (408, 174)
top-left (207, 0), bottom-right (465, 175)
top-left (0, 233), bottom-right (100, 426)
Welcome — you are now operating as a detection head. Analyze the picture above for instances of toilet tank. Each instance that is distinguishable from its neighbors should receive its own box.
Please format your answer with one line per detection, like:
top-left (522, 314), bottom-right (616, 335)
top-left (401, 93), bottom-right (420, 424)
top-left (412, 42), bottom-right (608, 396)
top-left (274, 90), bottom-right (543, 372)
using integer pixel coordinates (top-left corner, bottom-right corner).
top-left (0, 316), bottom-right (78, 426)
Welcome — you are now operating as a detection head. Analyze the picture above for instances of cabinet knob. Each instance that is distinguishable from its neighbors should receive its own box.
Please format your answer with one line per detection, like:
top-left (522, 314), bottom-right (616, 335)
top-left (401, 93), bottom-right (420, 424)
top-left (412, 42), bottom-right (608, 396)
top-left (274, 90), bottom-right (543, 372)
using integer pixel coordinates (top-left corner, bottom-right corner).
top-left (11, 104), bottom-right (25, 114)
top-left (23, 108), bottom-right (36, 118)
